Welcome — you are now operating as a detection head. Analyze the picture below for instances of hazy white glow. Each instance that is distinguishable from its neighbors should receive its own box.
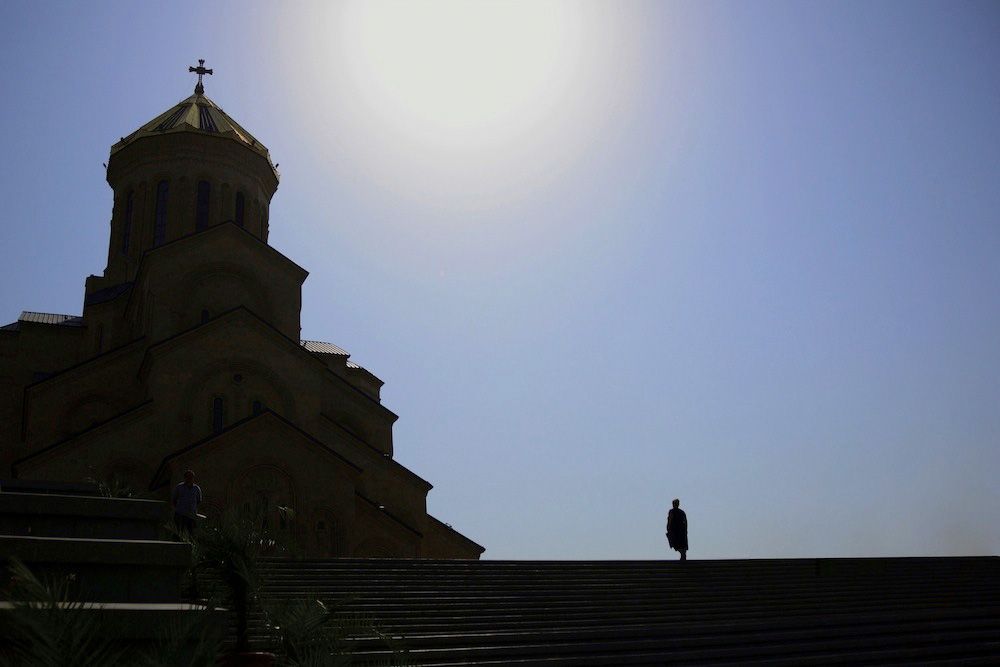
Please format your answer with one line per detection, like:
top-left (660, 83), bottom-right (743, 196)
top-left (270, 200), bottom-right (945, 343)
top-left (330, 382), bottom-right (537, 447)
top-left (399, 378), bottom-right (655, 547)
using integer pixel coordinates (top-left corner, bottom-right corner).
top-left (288, 0), bottom-right (636, 209)
top-left (348, 1), bottom-right (580, 151)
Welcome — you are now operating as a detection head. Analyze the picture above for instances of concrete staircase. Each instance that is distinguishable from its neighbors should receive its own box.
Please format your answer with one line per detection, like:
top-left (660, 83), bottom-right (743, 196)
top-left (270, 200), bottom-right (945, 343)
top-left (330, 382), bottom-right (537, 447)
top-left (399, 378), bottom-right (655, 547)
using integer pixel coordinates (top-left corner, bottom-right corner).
top-left (244, 557), bottom-right (1000, 665)
top-left (0, 486), bottom-right (189, 602)
top-left (0, 480), bottom-right (225, 653)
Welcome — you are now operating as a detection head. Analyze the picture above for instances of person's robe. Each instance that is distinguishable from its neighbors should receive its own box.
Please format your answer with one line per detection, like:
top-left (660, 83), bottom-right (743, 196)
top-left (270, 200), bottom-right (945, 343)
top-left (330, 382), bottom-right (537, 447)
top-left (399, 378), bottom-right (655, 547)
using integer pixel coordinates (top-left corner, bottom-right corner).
top-left (667, 508), bottom-right (688, 551)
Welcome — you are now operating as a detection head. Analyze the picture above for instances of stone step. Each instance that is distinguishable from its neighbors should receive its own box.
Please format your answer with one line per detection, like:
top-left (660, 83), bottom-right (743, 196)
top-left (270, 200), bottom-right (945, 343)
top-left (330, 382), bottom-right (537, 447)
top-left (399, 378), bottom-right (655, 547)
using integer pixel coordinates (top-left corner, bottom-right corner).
top-left (243, 600), bottom-right (1000, 634)
top-left (0, 534), bottom-right (191, 602)
top-left (262, 585), bottom-right (994, 603)
top-left (255, 559), bottom-right (997, 589)
top-left (345, 608), bottom-right (1000, 643)
top-left (264, 556), bottom-right (994, 571)
top-left (358, 640), bottom-right (1000, 667)
top-left (355, 607), bottom-right (1000, 643)
top-left (0, 483), bottom-right (218, 660)
top-left (260, 591), bottom-right (997, 617)
top-left (284, 603), bottom-right (998, 635)
top-left (0, 491), bottom-right (167, 540)
top-left (342, 613), bottom-right (1000, 665)
top-left (0, 478), bottom-right (100, 496)
top-left (260, 566), bottom-right (984, 579)
top-left (0, 601), bottom-right (228, 663)
top-left (0, 601), bottom-right (226, 637)
top-left (354, 631), bottom-right (1000, 666)
top-left (192, 557), bottom-right (1000, 664)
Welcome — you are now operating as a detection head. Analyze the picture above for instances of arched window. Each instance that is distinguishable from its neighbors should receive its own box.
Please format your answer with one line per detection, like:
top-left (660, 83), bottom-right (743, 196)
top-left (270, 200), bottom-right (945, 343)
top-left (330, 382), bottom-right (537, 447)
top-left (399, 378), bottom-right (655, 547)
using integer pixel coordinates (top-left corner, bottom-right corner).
top-left (121, 192), bottom-right (133, 254)
top-left (153, 180), bottom-right (169, 247)
top-left (235, 191), bottom-right (245, 228)
top-left (252, 400), bottom-right (262, 415)
top-left (196, 180), bottom-right (210, 231)
top-left (212, 397), bottom-right (225, 434)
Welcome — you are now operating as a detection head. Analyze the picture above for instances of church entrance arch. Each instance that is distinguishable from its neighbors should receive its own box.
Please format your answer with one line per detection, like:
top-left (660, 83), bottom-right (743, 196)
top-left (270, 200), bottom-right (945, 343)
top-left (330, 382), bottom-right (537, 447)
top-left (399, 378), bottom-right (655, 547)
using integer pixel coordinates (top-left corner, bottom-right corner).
top-left (232, 464), bottom-right (298, 550)
top-left (308, 507), bottom-right (344, 557)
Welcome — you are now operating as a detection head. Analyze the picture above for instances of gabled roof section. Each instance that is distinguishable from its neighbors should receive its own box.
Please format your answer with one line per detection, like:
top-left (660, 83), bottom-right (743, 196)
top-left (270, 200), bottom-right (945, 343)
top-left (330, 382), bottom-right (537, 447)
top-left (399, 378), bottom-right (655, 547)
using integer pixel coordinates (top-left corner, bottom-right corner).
top-left (319, 412), bottom-right (429, 491)
top-left (137, 307), bottom-right (396, 419)
top-left (137, 307), bottom-right (325, 382)
top-left (357, 492), bottom-right (423, 539)
top-left (428, 514), bottom-right (486, 554)
top-left (149, 408), bottom-right (362, 490)
top-left (23, 337), bottom-right (146, 391)
top-left (124, 222), bottom-right (308, 321)
top-left (13, 399), bottom-right (155, 474)
top-left (129, 221), bottom-right (307, 289)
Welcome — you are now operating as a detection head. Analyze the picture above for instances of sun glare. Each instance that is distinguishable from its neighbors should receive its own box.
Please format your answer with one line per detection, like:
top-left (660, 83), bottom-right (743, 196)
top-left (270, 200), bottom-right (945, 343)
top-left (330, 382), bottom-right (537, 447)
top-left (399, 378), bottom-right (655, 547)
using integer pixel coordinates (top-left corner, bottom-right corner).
top-left (347, 1), bottom-right (578, 150)
top-left (286, 1), bottom-right (637, 209)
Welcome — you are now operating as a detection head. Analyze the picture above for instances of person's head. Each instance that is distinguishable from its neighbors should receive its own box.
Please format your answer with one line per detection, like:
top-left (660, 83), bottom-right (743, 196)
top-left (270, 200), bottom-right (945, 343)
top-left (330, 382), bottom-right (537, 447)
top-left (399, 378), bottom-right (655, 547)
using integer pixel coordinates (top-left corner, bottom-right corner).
top-left (183, 470), bottom-right (195, 486)
top-left (672, 498), bottom-right (680, 509)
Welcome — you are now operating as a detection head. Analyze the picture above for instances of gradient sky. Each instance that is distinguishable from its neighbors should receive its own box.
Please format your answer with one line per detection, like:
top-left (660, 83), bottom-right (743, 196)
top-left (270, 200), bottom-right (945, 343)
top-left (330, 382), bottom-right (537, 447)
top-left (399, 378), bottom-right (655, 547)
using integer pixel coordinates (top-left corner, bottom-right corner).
top-left (1, 1), bottom-right (997, 560)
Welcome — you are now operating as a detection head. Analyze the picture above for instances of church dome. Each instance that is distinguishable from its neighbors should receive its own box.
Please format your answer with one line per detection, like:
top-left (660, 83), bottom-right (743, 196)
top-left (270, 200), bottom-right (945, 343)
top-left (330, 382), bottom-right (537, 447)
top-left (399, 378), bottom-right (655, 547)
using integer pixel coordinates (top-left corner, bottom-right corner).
top-left (101, 62), bottom-right (281, 284)
top-left (110, 91), bottom-right (278, 179)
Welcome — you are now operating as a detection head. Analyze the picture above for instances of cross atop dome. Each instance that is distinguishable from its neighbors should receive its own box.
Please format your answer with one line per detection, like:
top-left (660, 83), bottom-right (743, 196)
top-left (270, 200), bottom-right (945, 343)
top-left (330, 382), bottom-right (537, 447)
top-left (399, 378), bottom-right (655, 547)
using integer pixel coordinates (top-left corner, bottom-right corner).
top-left (189, 58), bottom-right (213, 95)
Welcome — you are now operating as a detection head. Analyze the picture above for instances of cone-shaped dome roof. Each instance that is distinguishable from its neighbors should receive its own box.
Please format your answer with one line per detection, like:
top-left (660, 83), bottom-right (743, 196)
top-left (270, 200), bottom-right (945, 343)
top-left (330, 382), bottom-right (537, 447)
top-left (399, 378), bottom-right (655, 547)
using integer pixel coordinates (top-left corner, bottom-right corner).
top-left (110, 91), bottom-right (278, 179)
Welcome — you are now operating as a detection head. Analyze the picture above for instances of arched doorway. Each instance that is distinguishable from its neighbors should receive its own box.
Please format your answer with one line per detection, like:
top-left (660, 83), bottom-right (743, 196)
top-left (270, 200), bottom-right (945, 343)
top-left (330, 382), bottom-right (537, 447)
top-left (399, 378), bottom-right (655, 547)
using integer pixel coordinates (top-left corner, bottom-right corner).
top-left (232, 464), bottom-right (298, 551)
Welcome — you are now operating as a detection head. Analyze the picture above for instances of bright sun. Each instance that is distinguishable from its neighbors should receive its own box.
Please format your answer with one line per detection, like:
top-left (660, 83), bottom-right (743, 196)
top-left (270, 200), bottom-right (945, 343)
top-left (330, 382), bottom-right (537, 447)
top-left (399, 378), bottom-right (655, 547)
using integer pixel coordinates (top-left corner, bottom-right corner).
top-left (345, 0), bottom-right (580, 150)
top-left (288, 1), bottom-right (635, 208)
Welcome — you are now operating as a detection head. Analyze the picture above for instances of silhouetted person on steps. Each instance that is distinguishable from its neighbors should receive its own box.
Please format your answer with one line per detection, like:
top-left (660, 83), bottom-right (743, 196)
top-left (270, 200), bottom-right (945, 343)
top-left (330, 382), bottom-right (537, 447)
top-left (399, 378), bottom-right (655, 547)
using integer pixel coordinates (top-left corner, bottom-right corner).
top-left (171, 469), bottom-right (202, 540)
top-left (666, 498), bottom-right (688, 561)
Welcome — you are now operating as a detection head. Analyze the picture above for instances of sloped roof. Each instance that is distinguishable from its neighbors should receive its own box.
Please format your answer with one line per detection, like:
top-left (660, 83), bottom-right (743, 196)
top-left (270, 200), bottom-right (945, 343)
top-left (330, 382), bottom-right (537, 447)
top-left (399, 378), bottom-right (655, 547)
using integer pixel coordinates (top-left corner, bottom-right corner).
top-left (302, 341), bottom-right (380, 386)
top-left (1, 311), bottom-right (86, 332)
top-left (301, 340), bottom-right (349, 356)
top-left (18, 312), bottom-right (84, 327)
top-left (357, 491), bottom-right (423, 538)
top-left (110, 91), bottom-right (278, 177)
top-left (13, 400), bottom-right (155, 474)
top-left (149, 408), bottom-right (363, 490)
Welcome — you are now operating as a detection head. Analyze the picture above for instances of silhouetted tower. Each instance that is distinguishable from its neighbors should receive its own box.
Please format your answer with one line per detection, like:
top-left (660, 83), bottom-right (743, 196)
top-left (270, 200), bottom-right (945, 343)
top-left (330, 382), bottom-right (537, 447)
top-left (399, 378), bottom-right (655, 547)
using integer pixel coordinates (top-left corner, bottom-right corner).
top-left (97, 60), bottom-right (280, 289)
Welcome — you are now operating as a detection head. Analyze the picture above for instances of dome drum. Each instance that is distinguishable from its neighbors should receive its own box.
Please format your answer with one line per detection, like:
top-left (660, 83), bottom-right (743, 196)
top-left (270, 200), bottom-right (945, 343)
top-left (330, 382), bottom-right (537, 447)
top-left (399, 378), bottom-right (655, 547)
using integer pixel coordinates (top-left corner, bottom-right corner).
top-left (104, 131), bottom-right (278, 281)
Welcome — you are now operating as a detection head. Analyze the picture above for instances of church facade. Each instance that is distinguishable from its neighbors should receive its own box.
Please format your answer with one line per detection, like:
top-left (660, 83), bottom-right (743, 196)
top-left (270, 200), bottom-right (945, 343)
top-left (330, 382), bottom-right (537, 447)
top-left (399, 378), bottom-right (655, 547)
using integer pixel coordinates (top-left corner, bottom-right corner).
top-left (0, 67), bottom-right (483, 559)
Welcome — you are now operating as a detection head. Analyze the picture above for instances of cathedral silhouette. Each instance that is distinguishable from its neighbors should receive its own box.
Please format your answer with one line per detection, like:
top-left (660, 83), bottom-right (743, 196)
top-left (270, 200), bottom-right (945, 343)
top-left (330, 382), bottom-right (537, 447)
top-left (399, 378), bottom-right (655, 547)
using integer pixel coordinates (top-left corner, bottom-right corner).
top-left (0, 62), bottom-right (483, 559)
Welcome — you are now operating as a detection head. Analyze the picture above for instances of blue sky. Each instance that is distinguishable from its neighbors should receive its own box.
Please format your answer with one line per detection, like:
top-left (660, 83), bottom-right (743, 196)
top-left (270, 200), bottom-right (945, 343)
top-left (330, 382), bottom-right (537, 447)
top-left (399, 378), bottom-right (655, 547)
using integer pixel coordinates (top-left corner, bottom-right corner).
top-left (1, 1), bottom-right (997, 559)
